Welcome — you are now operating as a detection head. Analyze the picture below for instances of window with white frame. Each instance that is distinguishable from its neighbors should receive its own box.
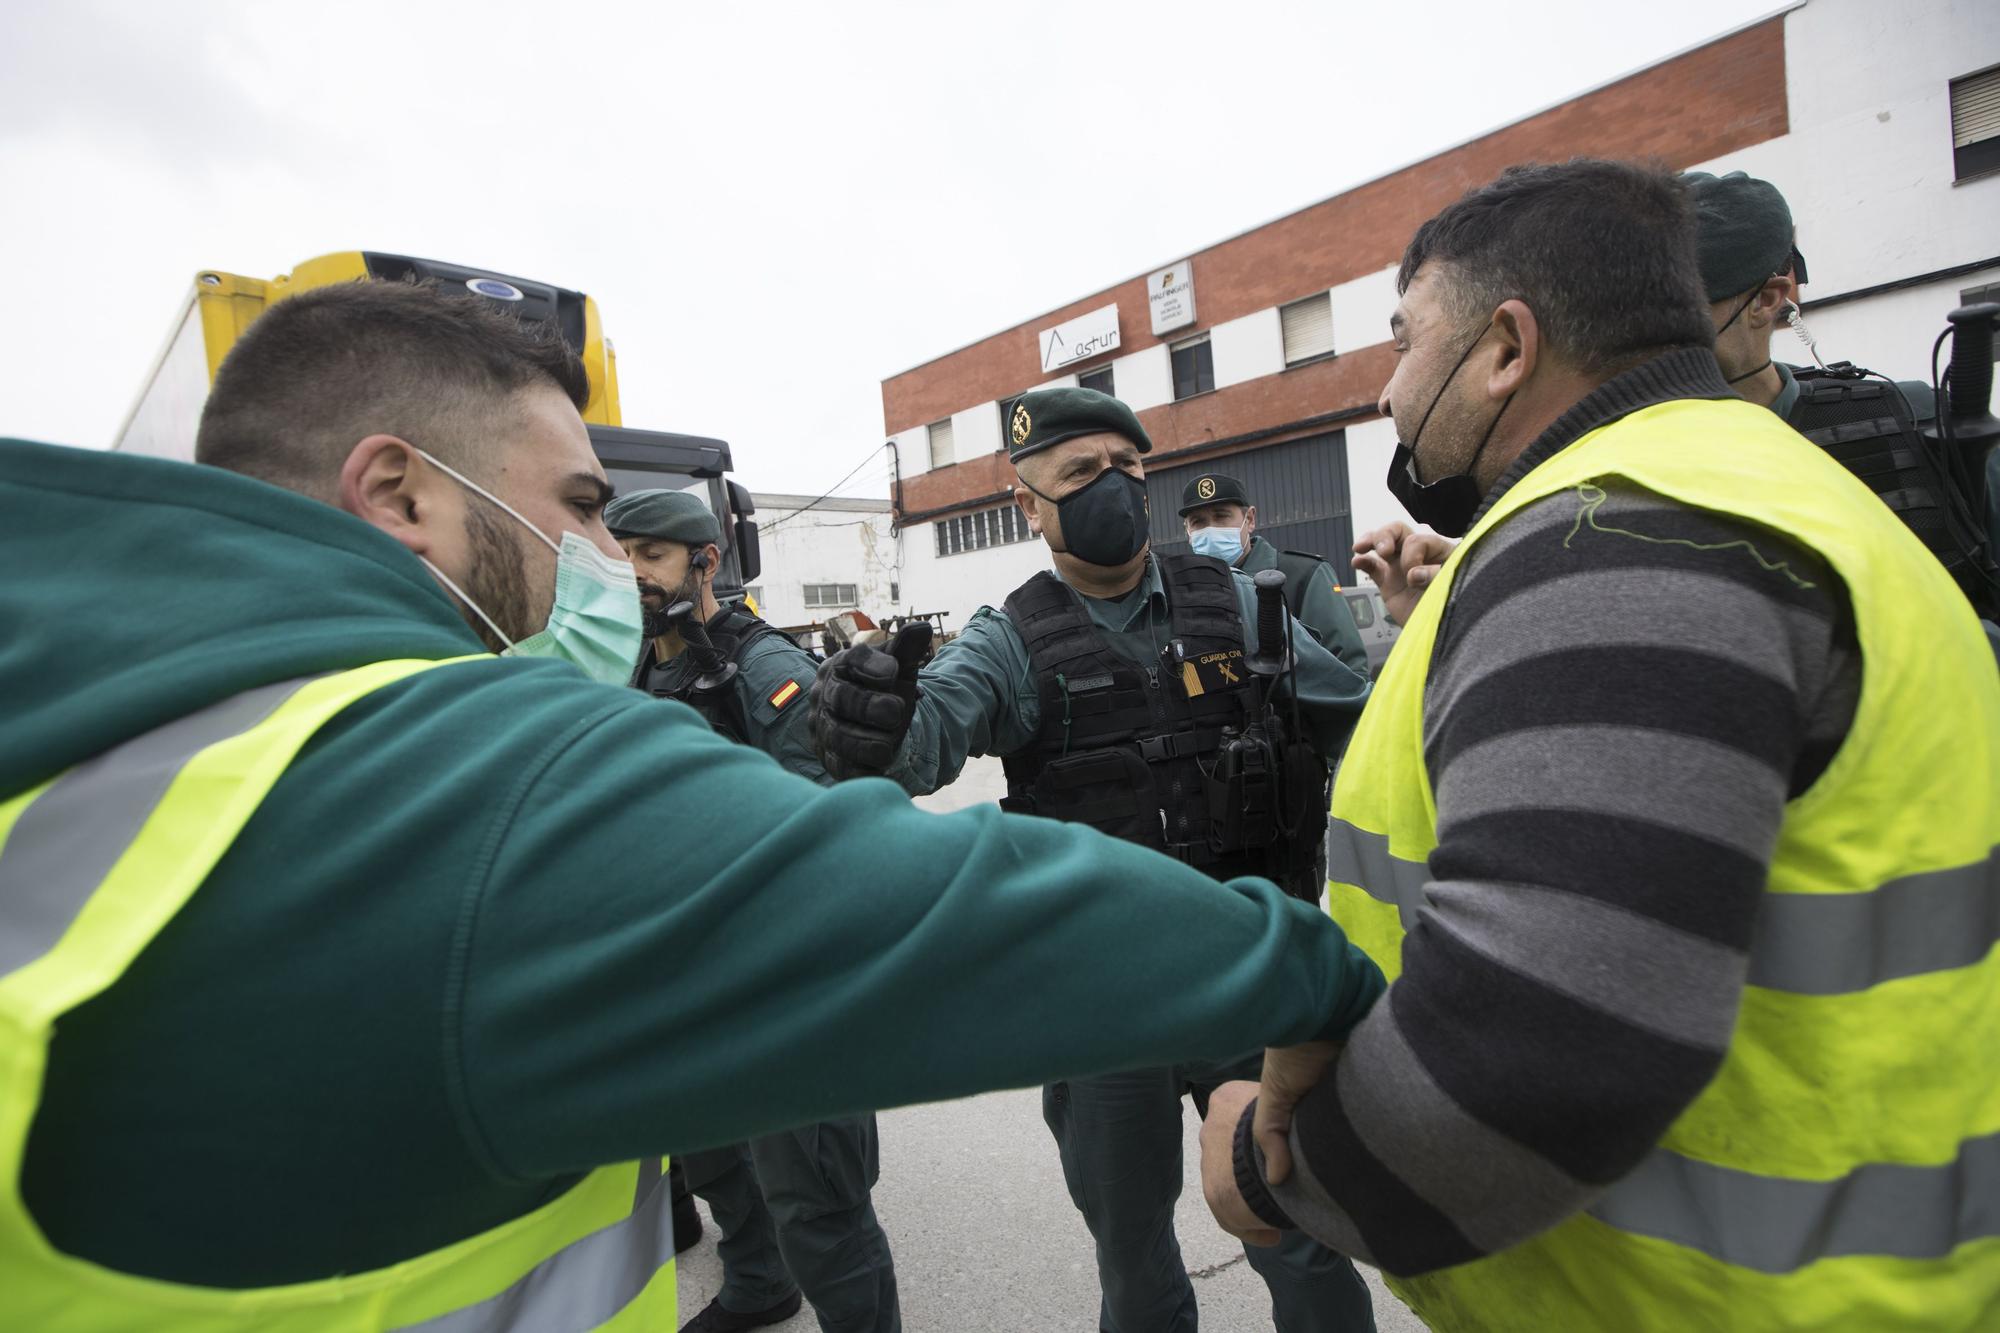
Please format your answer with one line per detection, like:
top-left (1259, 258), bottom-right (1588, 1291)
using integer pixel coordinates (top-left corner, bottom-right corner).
top-left (927, 418), bottom-right (956, 469)
top-left (1280, 293), bottom-right (1336, 365)
top-left (934, 503), bottom-right (1034, 557)
top-left (803, 583), bottom-right (859, 609)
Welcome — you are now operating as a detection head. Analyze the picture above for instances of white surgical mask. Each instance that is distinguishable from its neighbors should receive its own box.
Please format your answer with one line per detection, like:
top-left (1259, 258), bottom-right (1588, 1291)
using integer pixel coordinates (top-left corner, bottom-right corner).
top-left (414, 449), bottom-right (643, 687)
top-left (1188, 525), bottom-right (1246, 565)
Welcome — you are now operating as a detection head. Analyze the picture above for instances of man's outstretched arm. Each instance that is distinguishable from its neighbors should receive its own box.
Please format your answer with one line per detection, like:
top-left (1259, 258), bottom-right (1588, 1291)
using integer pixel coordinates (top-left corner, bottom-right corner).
top-left (454, 677), bottom-right (1384, 1177)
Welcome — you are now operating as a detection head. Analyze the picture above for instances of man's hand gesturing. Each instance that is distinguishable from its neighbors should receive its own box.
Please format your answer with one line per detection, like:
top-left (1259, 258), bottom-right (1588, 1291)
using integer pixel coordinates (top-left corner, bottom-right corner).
top-left (1351, 522), bottom-right (1455, 627)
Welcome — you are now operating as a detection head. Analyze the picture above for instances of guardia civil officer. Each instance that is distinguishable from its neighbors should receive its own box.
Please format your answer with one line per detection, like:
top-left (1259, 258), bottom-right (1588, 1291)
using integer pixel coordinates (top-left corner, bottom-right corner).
top-left (1685, 170), bottom-right (2000, 623)
top-left (1178, 471), bottom-right (1371, 676)
top-left (809, 387), bottom-right (1376, 1333)
top-left (605, 487), bottom-right (901, 1333)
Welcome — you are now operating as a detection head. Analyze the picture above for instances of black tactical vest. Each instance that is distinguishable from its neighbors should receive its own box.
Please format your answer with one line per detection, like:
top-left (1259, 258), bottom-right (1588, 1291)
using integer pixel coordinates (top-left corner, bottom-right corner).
top-left (999, 554), bottom-right (1299, 885)
top-left (636, 604), bottom-right (788, 744)
top-left (1787, 368), bottom-right (1999, 618)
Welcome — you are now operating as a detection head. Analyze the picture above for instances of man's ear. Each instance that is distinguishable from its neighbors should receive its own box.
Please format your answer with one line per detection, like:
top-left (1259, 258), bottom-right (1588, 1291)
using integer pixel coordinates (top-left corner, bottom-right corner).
top-left (697, 543), bottom-right (721, 581)
top-left (1487, 300), bottom-right (1540, 400)
top-left (1750, 276), bottom-right (1795, 331)
top-left (1241, 505), bottom-right (1257, 537)
top-left (338, 435), bottom-right (437, 556)
top-left (1016, 484), bottom-right (1045, 537)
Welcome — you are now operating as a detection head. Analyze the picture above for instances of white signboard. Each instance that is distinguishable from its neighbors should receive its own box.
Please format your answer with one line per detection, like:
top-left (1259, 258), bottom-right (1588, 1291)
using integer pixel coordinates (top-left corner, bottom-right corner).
top-left (1039, 304), bottom-right (1121, 374)
top-left (1148, 261), bottom-right (1196, 336)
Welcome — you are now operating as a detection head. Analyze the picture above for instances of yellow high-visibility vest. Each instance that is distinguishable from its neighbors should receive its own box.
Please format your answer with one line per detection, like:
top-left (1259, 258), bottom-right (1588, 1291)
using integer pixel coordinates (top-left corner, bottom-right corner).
top-left (0, 658), bottom-right (678, 1331)
top-left (1328, 397), bottom-right (2000, 1331)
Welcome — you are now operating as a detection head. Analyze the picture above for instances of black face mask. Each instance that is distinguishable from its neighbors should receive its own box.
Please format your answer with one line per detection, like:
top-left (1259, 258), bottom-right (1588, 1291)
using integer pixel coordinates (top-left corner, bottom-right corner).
top-left (1384, 327), bottom-right (1514, 538)
top-left (1025, 467), bottom-right (1151, 567)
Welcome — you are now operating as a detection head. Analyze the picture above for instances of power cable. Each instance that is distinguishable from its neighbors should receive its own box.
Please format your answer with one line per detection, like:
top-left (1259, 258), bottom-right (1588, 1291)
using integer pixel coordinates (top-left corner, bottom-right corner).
top-left (758, 445), bottom-right (890, 532)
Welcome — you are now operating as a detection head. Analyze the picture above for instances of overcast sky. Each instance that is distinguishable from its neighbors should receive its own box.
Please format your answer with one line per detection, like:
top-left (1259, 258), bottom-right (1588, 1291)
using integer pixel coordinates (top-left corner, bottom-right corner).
top-left (2, 0), bottom-right (1781, 498)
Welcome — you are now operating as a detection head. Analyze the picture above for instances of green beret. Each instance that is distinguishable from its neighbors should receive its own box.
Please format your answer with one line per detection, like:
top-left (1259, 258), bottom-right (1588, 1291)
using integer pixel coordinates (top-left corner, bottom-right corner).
top-left (604, 488), bottom-right (721, 545)
top-left (1683, 170), bottom-right (1805, 303)
top-left (1007, 387), bottom-right (1151, 463)
top-left (1177, 471), bottom-right (1250, 516)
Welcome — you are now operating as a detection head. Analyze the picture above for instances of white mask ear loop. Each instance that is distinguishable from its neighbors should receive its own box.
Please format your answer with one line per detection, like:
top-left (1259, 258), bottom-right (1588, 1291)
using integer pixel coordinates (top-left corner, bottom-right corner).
top-left (413, 447), bottom-right (562, 556)
top-left (418, 555), bottom-right (516, 649)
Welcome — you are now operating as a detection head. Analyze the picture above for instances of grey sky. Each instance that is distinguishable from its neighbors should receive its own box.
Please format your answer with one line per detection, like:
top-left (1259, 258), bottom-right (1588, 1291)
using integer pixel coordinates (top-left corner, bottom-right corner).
top-left (2, 0), bottom-right (1781, 497)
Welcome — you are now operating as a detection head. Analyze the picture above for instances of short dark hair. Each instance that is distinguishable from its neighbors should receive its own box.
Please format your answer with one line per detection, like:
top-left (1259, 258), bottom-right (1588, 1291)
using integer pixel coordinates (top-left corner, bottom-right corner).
top-left (196, 279), bottom-right (592, 498)
top-left (1397, 159), bottom-right (1713, 376)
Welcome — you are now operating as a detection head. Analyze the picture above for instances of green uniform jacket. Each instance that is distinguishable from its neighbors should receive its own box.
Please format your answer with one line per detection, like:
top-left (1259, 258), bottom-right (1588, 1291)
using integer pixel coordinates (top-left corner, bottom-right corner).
top-left (2, 439), bottom-right (1379, 1291)
top-left (636, 620), bottom-right (824, 781)
top-left (882, 554), bottom-right (1372, 796)
top-left (1237, 535), bottom-right (1371, 677)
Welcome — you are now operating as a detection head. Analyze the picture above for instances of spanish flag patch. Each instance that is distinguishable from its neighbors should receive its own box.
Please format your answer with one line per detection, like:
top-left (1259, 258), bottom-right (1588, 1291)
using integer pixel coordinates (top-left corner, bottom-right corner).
top-left (769, 679), bottom-right (802, 710)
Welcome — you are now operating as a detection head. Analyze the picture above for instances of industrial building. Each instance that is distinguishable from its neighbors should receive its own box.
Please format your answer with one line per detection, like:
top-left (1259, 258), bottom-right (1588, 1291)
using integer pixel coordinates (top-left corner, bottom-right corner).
top-left (881, 0), bottom-right (2000, 630)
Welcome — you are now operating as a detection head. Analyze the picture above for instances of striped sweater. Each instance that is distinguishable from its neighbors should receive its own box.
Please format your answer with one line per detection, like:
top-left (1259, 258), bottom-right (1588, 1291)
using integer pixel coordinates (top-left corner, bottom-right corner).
top-left (1235, 349), bottom-right (1862, 1274)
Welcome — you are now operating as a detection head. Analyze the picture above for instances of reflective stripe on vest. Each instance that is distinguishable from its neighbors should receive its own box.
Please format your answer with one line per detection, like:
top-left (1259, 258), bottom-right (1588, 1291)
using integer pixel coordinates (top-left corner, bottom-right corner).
top-left (1329, 820), bottom-right (2000, 995)
top-left (1324, 397), bottom-right (2000, 1331)
top-left (402, 1160), bottom-right (674, 1333)
top-left (0, 660), bottom-right (679, 1332)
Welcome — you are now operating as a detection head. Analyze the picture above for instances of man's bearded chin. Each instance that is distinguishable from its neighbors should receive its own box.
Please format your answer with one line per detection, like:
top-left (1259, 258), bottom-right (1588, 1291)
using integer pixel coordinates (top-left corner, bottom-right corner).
top-left (639, 581), bottom-right (678, 639)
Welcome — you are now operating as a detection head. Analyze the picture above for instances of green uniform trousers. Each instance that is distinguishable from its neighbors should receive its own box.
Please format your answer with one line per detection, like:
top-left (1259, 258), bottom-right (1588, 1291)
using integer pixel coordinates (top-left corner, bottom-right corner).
top-left (1043, 1052), bottom-right (1374, 1333)
top-left (683, 1114), bottom-right (899, 1333)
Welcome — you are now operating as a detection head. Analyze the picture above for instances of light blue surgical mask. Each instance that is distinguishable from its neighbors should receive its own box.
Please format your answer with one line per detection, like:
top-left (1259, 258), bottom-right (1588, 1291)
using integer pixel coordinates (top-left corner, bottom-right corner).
top-left (1188, 525), bottom-right (1245, 565)
top-left (413, 449), bottom-right (644, 687)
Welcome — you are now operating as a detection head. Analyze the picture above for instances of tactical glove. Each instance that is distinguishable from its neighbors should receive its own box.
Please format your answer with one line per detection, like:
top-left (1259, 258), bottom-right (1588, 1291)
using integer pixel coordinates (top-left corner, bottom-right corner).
top-left (811, 623), bottom-right (932, 779)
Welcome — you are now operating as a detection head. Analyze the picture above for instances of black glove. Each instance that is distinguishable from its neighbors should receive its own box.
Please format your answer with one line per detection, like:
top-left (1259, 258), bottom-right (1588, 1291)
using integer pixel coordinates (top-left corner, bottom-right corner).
top-left (811, 623), bottom-right (932, 779)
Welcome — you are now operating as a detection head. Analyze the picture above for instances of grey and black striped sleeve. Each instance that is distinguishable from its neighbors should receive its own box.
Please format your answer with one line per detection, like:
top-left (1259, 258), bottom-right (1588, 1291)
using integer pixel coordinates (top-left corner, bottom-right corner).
top-left (1238, 480), bottom-right (1859, 1275)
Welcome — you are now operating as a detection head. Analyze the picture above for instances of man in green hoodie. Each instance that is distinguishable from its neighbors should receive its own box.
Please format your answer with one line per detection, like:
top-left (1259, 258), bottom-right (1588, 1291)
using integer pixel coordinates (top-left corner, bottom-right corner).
top-left (0, 279), bottom-right (1382, 1332)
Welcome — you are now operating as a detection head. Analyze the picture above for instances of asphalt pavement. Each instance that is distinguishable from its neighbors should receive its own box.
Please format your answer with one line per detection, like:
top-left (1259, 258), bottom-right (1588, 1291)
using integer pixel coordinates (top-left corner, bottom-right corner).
top-left (674, 757), bottom-right (1423, 1332)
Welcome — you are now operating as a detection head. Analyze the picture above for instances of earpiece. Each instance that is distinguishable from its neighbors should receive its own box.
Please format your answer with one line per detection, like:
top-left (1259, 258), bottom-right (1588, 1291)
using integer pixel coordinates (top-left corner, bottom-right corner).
top-left (1783, 303), bottom-right (1828, 368)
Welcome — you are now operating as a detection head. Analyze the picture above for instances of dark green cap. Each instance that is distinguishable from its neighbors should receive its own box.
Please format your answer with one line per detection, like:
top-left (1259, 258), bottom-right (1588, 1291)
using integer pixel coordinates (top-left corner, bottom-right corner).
top-left (1177, 471), bottom-right (1249, 516)
top-left (604, 488), bottom-right (722, 545)
top-left (1682, 170), bottom-right (1807, 303)
top-left (1006, 387), bottom-right (1151, 463)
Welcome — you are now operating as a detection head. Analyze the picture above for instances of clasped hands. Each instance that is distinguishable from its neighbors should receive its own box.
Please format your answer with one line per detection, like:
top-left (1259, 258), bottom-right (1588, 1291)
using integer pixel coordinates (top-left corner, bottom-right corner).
top-left (1199, 1040), bottom-right (1340, 1248)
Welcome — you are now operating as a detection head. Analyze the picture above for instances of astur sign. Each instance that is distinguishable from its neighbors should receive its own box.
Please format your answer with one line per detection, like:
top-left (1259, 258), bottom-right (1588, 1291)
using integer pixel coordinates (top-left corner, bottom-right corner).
top-left (1148, 261), bottom-right (1195, 336)
top-left (1039, 304), bottom-right (1121, 374)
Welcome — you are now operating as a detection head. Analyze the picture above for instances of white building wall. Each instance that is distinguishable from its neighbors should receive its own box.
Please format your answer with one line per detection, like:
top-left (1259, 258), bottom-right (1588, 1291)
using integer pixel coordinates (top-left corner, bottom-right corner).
top-left (1329, 265), bottom-right (1401, 356)
top-left (890, 424), bottom-right (930, 479)
top-left (896, 508), bottom-right (1054, 631)
top-left (1212, 308), bottom-right (1284, 389)
top-left (952, 400), bottom-right (1004, 461)
top-left (1112, 343), bottom-right (1174, 411)
top-left (1343, 415), bottom-right (1406, 550)
top-left (750, 497), bottom-right (898, 630)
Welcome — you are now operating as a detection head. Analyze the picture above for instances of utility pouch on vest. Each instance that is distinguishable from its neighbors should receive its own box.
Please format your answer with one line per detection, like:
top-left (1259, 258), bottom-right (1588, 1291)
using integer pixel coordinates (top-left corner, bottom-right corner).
top-left (1015, 747), bottom-right (1155, 830)
top-left (1209, 725), bottom-right (1280, 852)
